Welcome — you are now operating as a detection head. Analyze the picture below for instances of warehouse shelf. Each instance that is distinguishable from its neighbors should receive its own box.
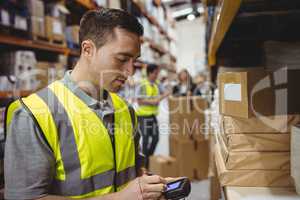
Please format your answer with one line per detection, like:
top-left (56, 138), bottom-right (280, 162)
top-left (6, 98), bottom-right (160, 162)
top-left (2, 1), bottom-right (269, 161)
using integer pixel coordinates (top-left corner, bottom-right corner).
top-left (141, 36), bottom-right (177, 61)
top-left (0, 90), bottom-right (33, 98)
top-left (0, 34), bottom-right (80, 56)
top-left (75, 0), bottom-right (97, 10)
top-left (208, 0), bottom-right (242, 67)
top-left (131, 0), bottom-right (174, 42)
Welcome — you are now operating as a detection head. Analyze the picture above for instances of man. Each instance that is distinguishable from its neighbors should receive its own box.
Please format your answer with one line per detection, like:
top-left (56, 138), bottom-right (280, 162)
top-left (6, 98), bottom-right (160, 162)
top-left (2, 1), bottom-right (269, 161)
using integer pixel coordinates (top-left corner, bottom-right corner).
top-left (4, 9), bottom-right (170, 200)
top-left (136, 64), bottom-right (170, 168)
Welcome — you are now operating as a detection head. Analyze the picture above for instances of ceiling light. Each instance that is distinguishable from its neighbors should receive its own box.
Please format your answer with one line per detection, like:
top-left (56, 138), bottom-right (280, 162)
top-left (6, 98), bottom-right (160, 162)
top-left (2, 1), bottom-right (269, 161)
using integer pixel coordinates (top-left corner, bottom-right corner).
top-left (187, 14), bottom-right (195, 21)
top-left (172, 7), bottom-right (193, 18)
top-left (197, 6), bottom-right (204, 13)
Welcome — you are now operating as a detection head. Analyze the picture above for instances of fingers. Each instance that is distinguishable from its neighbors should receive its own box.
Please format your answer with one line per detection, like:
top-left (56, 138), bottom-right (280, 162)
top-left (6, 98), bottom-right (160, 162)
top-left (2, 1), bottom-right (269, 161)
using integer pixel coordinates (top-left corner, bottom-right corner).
top-left (142, 192), bottom-right (163, 200)
top-left (144, 183), bottom-right (165, 193)
top-left (144, 175), bottom-right (166, 184)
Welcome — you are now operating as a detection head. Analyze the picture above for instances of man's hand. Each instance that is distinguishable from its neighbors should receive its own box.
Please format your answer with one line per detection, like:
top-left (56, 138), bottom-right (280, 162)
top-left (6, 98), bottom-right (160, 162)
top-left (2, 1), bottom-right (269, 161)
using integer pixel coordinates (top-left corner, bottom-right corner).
top-left (119, 175), bottom-right (166, 200)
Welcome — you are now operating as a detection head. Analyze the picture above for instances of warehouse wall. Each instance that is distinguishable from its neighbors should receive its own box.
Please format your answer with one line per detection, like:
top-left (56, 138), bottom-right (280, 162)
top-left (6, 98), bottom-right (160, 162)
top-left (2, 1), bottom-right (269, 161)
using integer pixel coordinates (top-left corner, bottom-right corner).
top-left (176, 17), bottom-right (206, 76)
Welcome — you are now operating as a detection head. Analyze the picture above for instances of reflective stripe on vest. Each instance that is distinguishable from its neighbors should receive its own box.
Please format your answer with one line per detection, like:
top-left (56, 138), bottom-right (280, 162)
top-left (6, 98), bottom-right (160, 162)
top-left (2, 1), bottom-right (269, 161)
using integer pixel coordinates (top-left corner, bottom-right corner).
top-left (9, 81), bottom-right (136, 198)
top-left (136, 79), bottom-right (159, 116)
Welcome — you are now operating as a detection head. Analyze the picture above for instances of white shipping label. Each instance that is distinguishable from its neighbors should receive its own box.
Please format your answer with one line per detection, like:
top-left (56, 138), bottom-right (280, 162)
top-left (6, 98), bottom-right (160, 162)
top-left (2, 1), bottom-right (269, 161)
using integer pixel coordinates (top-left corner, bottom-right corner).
top-left (53, 20), bottom-right (62, 34)
top-left (224, 83), bottom-right (242, 101)
top-left (1, 9), bottom-right (10, 26)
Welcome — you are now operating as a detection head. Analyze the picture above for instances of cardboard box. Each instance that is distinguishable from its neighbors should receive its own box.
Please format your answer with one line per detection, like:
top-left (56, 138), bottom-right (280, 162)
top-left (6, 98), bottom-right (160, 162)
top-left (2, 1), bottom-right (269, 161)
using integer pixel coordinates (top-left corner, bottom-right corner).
top-left (169, 96), bottom-right (207, 140)
top-left (219, 69), bottom-right (300, 118)
top-left (216, 133), bottom-right (290, 170)
top-left (225, 187), bottom-right (300, 200)
top-left (224, 133), bottom-right (290, 152)
top-left (215, 145), bottom-right (292, 187)
top-left (27, 0), bottom-right (45, 17)
top-left (219, 70), bottom-right (275, 118)
top-left (291, 125), bottom-right (300, 195)
top-left (210, 158), bottom-right (221, 200)
top-left (221, 115), bottom-right (300, 134)
top-left (45, 16), bottom-right (65, 40)
top-left (149, 155), bottom-right (178, 178)
top-left (170, 136), bottom-right (209, 180)
top-left (30, 16), bottom-right (45, 37)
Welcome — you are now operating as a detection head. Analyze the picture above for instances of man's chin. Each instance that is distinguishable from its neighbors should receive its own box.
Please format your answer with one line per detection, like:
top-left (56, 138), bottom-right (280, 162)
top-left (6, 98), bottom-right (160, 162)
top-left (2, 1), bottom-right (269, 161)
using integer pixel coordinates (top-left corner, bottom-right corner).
top-left (108, 85), bottom-right (122, 93)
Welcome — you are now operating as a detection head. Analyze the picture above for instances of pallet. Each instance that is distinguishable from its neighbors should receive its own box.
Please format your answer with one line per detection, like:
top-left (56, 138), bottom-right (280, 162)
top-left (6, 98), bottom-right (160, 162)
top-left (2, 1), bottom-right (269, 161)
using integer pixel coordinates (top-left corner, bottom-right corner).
top-left (32, 34), bottom-right (67, 47)
top-left (0, 24), bottom-right (30, 39)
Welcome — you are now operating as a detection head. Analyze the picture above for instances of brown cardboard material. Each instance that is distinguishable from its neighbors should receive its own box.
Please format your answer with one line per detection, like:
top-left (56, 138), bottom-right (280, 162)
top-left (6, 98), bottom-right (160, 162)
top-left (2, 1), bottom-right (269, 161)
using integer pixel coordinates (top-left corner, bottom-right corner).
top-left (225, 133), bottom-right (290, 152)
top-left (219, 69), bottom-right (300, 118)
top-left (221, 115), bottom-right (300, 134)
top-left (169, 136), bottom-right (209, 180)
top-left (219, 70), bottom-right (275, 118)
top-left (149, 155), bottom-right (178, 178)
top-left (45, 16), bottom-right (65, 40)
top-left (291, 125), bottom-right (300, 195)
top-left (30, 16), bottom-right (45, 37)
top-left (216, 133), bottom-right (290, 170)
top-left (225, 187), bottom-right (300, 200)
top-left (169, 96), bottom-right (207, 140)
top-left (215, 145), bottom-right (292, 187)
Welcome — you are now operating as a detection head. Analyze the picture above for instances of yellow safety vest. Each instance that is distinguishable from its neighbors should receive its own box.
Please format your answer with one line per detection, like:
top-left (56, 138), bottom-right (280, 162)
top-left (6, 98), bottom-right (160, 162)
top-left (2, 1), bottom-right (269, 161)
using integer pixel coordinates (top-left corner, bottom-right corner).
top-left (136, 79), bottom-right (159, 117)
top-left (5, 81), bottom-right (136, 198)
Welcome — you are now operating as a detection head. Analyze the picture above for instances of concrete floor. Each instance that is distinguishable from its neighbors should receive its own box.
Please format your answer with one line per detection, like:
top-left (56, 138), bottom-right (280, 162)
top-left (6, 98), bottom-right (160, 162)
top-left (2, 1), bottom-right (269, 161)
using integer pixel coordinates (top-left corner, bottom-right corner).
top-left (189, 180), bottom-right (211, 200)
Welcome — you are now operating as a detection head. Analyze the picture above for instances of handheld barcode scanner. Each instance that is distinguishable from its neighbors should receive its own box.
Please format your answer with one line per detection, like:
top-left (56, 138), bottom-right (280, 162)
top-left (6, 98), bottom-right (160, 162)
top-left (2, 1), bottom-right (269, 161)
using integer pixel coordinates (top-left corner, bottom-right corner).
top-left (163, 177), bottom-right (191, 200)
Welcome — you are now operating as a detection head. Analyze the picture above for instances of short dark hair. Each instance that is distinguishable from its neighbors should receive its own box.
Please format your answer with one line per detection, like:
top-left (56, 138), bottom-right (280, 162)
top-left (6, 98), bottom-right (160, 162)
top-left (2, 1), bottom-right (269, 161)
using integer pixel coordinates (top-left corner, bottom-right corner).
top-left (79, 8), bottom-right (144, 49)
top-left (147, 64), bottom-right (159, 75)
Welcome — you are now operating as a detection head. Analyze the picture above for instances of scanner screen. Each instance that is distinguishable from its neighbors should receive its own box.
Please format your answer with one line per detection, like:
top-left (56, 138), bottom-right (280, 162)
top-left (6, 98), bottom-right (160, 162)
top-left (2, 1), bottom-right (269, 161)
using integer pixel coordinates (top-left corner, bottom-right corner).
top-left (167, 181), bottom-right (181, 191)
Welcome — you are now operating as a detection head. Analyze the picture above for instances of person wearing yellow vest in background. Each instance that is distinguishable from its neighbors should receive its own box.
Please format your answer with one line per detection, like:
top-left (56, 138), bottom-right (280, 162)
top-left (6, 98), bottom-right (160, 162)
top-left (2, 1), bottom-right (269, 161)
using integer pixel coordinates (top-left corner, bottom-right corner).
top-left (136, 64), bottom-right (171, 168)
top-left (4, 8), bottom-right (177, 200)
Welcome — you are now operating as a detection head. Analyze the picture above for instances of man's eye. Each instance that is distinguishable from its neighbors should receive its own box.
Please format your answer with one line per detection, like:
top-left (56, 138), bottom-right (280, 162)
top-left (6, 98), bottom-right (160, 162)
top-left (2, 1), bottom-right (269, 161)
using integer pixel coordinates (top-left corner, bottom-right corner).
top-left (117, 57), bottom-right (128, 63)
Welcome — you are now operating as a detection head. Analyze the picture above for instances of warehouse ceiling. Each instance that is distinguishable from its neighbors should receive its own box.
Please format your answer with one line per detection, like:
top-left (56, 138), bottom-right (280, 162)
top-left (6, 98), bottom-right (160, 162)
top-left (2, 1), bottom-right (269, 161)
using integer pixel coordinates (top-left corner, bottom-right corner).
top-left (162, 0), bottom-right (204, 21)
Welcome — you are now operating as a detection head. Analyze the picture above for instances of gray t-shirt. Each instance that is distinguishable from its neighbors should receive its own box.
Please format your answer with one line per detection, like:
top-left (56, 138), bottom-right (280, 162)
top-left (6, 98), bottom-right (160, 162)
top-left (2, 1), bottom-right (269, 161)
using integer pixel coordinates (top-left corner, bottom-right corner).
top-left (4, 71), bottom-right (144, 200)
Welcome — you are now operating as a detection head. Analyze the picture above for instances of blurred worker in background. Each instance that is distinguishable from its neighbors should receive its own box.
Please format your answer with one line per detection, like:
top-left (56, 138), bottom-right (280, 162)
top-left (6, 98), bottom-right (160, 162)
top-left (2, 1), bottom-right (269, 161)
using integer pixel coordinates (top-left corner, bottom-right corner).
top-left (136, 64), bottom-right (171, 168)
top-left (172, 69), bottom-right (196, 96)
top-left (193, 73), bottom-right (213, 102)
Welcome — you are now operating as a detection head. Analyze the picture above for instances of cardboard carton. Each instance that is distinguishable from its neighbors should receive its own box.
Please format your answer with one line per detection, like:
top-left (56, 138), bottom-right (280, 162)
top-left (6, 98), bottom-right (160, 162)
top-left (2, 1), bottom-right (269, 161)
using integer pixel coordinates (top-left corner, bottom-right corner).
top-left (224, 133), bottom-right (290, 152)
top-left (221, 115), bottom-right (300, 134)
top-left (169, 136), bottom-right (209, 180)
top-left (291, 125), bottom-right (300, 195)
top-left (30, 16), bottom-right (45, 37)
top-left (149, 155), bottom-right (178, 178)
top-left (169, 96), bottom-right (207, 140)
top-left (27, 0), bottom-right (45, 17)
top-left (219, 70), bottom-right (274, 118)
top-left (45, 16), bottom-right (65, 40)
top-left (216, 133), bottom-right (290, 170)
top-left (218, 69), bottom-right (300, 118)
top-left (215, 145), bottom-right (292, 187)
top-left (225, 187), bottom-right (300, 200)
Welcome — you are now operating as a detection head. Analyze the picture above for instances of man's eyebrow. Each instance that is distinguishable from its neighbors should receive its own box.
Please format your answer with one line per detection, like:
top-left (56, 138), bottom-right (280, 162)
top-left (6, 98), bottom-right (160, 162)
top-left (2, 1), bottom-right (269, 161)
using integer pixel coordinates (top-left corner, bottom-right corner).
top-left (117, 52), bottom-right (141, 59)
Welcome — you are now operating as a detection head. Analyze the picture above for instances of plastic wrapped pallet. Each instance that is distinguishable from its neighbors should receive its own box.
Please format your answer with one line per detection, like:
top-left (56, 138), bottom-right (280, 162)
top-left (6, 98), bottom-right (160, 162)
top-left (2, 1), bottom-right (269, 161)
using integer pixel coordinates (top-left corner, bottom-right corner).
top-left (291, 125), bottom-right (300, 195)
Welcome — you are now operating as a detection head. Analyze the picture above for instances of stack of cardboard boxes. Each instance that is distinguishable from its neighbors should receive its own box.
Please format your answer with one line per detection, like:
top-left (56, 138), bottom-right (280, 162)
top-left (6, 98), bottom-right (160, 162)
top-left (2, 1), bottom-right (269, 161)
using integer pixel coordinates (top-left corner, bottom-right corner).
top-left (291, 125), bottom-right (300, 195)
top-left (215, 68), bottom-right (300, 187)
top-left (150, 96), bottom-right (210, 180)
top-left (36, 55), bottom-right (67, 89)
top-left (28, 0), bottom-right (45, 38)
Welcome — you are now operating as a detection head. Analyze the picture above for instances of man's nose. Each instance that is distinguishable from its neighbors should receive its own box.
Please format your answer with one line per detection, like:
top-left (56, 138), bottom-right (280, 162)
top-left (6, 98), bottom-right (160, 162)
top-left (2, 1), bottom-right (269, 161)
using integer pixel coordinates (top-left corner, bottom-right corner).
top-left (124, 59), bottom-right (134, 77)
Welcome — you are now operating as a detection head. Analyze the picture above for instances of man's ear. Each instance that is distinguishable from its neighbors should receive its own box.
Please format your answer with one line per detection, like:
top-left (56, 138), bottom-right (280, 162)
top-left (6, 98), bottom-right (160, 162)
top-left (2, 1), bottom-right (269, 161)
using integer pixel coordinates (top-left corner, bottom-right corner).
top-left (81, 40), bottom-right (95, 58)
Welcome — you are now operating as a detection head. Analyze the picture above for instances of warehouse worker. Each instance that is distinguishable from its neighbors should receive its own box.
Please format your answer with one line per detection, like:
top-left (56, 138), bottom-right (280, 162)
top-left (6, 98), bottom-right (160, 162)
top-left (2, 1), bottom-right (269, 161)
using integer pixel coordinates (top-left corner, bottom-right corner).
top-left (4, 9), bottom-right (169, 200)
top-left (136, 64), bottom-right (171, 168)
